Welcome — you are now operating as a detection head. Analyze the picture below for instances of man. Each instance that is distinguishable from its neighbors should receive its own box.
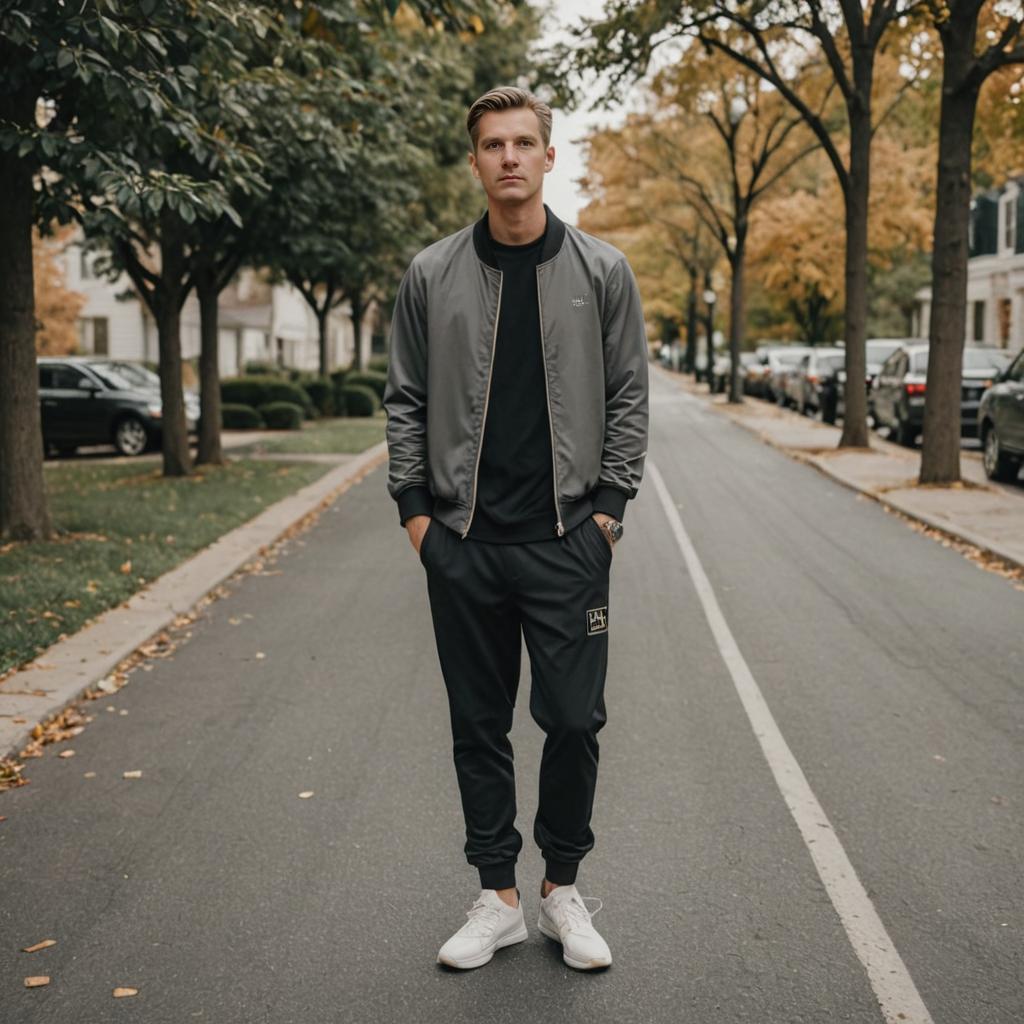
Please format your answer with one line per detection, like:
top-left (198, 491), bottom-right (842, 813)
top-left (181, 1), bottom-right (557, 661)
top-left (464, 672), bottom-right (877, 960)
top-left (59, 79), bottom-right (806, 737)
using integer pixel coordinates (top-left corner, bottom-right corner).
top-left (383, 86), bottom-right (648, 971)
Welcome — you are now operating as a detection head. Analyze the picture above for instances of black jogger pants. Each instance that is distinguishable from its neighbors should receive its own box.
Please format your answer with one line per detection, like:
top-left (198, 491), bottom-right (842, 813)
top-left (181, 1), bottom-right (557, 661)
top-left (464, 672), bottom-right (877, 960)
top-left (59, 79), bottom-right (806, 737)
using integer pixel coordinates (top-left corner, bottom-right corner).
top-left (420, 514), bottom-right (612, 891)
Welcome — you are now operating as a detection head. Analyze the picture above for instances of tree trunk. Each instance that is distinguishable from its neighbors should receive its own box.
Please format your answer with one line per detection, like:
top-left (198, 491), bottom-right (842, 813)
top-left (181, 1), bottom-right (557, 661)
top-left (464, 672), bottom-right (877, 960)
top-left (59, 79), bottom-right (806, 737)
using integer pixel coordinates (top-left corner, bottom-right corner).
top-left (350, 286), bottom-right (365, 372)
top-left (195, 273), bottom-right (224, 467)
top-left (685, 267), bottom-right (698, 374)
top-left (919, 32), bottom-right (979, 485)
top-left (702, 268), bottom-right (715, 386)
top-left (838, 98), bottom-right (872, 448)
top-left (0, 81), bottom-right (51, 540)
top-left (155, 227), bottom-right (191, 477)
top-left (317, 308), bottom-right (330, 378)
top-left (727, 232), bottom-right (746, 405)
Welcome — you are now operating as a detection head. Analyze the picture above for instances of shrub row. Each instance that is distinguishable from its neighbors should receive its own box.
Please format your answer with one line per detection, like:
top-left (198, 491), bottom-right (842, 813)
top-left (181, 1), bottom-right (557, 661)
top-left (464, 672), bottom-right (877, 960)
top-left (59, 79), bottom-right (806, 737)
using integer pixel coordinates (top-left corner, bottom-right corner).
top-left (220, 401), bottom-right (304, 430)
top-left (220, 366), bottom-right (388, 426)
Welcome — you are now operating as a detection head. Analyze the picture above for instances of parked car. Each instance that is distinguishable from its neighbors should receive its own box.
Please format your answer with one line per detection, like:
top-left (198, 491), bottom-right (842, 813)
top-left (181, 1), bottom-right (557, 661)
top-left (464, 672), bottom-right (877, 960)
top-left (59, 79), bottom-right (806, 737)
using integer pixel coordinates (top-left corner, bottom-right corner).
top-left (766, 346), bottom-right (815, 405)
top-left (871, 343), bottom-right (1012, 447)
top-left (711, 351), bottom-right (760, 394)
top-left (38, 356), bottom-right (200, 457)
top-left (790, 347), bottom-right (846, 418)
top-left (744, 344), bottom-right (783, 398)
top-left (860, 338), bottom-right (918, 421)
top-left (977, 348), bottom-right (1024, 482)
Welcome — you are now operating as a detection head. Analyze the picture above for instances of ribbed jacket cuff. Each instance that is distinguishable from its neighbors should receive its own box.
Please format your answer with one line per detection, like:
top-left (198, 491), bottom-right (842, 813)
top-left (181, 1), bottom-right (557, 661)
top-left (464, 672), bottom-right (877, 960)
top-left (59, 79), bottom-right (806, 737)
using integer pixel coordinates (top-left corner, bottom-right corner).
top-left (396, 486), bottom-right (433, 526)
top-left (590, 485), bottom-right (628, 522)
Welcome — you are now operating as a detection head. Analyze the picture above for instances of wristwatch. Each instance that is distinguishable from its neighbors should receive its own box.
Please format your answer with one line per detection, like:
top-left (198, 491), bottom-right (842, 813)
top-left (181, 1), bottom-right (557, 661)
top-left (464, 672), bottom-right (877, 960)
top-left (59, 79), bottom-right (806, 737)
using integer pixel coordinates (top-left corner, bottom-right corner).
top-left (600, 519), bottom-right (624, 545)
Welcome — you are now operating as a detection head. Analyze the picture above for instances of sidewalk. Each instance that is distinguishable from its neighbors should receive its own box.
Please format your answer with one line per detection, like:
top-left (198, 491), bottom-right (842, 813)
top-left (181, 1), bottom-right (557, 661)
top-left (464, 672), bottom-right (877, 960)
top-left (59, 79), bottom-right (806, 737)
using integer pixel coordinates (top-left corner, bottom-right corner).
top-left (658, 367), bottom-right (1024, 574)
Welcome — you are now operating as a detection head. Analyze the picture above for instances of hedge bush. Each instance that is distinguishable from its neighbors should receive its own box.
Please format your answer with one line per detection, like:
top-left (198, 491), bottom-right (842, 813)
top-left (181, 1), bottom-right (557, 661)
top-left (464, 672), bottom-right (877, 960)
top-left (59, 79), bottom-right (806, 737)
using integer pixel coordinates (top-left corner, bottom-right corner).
top-left (367, 356), bottom-right (389, 374)
top-left (257, 401), bottom-right (304, 430)
top-left (222, 377), bottom-right (312, 417)
top-left (221, 403), bottom-right (264, 429)
top-left (243, 360), bottom-right (281, 376)
top-left (301, 376), bottom-right (334, 417)
top-left (344, 370), bottom-right (387, 402)
top-left (340, 384), bottom-right (379, 417)
top-left (265, 380), bottom-right (315, 419)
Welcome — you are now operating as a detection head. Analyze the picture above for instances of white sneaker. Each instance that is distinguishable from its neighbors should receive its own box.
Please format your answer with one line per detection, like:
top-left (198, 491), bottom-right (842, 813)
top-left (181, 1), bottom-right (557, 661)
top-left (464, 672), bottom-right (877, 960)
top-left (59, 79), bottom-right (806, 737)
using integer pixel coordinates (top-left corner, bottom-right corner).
top-left (437, 889), bottom-right (528, 969)
top-left (538, 884), bottom-right (612, 970)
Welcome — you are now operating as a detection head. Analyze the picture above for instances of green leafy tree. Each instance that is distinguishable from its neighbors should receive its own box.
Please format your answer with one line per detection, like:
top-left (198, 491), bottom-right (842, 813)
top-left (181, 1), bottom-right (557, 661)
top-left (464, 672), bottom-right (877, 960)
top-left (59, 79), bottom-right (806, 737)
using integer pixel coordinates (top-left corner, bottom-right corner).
top-left (0, 1), bottom-right (200, 535)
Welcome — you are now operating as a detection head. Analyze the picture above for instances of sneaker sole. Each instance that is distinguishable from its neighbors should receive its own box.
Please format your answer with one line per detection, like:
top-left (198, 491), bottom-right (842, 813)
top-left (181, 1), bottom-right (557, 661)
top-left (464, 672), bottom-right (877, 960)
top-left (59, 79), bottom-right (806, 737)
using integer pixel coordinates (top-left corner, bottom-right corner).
top-left (436, 923), bottom-right (529, 970)
top-left (537, 914), bottom-right (612, 971)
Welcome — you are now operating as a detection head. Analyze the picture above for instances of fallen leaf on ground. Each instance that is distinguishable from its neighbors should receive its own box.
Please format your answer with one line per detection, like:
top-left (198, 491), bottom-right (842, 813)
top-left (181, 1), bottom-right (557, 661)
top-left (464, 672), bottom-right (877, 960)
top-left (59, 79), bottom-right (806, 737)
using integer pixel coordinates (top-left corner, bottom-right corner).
top-left (23, 940), bottom-right (56, 953)
top-left (119, 709), bottom-right (129, 716)
top-left (122, 770), bottom-right (142, 779)
top-left (255, 651), bottom-right (266, 660)
top-left (83, 772), bottom-right (96, 779)
top-left (24, 976), bottom-right (50, 988)
top-left (119, 560), bottom-right (132, 574)
top-left (298, 791), bottom-right (314, 799)
top-left (58, 750), bottom-right (75, 759)
top-left (113, 987), bottom-right (138, 998)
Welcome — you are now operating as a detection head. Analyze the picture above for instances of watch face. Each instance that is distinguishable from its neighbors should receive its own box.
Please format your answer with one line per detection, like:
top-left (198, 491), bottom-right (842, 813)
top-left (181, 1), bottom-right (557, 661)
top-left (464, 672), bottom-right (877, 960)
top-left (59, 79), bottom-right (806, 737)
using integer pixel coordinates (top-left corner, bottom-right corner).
top-left (607, 520), bottom-right (624, 542)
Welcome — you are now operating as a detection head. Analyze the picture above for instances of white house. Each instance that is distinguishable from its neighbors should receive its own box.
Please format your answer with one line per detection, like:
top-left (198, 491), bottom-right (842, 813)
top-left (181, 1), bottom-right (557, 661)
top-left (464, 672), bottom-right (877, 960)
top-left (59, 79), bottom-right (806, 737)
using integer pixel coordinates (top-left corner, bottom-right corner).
top-left (63, 235), bottom-right (377, 376)
top-left (914, 176), bottom-right (1024, 355)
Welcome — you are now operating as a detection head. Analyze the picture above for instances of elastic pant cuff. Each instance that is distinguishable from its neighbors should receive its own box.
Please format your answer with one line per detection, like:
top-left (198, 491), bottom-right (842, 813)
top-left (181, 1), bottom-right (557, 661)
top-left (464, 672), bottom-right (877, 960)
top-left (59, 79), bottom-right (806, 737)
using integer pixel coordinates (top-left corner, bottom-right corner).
top-left (544, 858), bottom-right (579, 886)
top-left (478, 861), bottom-right (517, 891)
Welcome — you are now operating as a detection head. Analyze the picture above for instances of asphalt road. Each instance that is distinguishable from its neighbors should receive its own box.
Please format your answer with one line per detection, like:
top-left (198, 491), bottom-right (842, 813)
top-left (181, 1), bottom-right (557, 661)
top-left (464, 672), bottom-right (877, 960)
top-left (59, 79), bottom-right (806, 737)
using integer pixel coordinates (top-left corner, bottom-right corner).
top-left (2, 370), bottom-right (1021, 1023)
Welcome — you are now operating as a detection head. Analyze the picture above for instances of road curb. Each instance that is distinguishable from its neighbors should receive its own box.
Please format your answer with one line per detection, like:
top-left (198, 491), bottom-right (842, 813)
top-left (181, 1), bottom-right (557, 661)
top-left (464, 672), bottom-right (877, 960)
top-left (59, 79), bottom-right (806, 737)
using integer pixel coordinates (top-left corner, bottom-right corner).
top-left (656, 366), bottom-right (1024, 574)
top-left (0, 441), bottom-right (389, 758)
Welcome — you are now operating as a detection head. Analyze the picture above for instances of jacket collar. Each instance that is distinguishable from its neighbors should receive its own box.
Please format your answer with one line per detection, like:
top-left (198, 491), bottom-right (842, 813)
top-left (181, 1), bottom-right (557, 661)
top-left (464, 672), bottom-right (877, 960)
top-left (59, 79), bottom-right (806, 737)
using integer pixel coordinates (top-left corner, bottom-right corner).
top-left (472, 204), bottom-right (566, 270)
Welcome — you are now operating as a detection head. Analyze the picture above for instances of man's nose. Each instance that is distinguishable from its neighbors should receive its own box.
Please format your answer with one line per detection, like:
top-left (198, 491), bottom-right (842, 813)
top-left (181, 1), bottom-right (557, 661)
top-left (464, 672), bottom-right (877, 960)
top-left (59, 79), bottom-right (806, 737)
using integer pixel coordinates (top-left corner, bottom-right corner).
top-left (501, 145), bottom-right (519, 165)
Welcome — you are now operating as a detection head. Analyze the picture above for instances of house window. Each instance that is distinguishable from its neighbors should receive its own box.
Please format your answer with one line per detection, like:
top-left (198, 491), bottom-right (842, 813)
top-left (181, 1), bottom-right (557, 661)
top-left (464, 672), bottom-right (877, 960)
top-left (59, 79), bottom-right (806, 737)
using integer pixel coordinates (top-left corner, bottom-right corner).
top-left (79, 248), bottom-right (94, 280)
top-left (1004, 195), bottom-right (1017, 251)
top-left (973, 300), bottom-right (986, 343)
top-left (92, 317), bottom-right (109, 355)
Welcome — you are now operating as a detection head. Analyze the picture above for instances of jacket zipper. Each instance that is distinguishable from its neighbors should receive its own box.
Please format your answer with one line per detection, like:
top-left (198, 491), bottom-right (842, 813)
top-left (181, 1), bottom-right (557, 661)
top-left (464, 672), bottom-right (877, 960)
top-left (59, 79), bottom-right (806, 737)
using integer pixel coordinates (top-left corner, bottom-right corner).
top-left (461, 271), bottom-right (503, 539)
top-left (536, 267), bottom-right (565, 537)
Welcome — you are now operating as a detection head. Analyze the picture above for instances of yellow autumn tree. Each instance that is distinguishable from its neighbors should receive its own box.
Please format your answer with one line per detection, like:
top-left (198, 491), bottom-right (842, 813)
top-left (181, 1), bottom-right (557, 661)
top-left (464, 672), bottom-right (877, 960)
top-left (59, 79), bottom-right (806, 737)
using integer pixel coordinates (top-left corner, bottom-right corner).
top-left (33, 227), bottom-right (85, 356)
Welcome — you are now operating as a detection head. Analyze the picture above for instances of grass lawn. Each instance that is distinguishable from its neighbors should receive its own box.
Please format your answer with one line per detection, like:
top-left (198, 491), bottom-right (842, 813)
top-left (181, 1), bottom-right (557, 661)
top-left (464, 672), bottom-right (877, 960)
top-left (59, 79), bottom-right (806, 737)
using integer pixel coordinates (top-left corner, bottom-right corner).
top-left (230, 413), bottom-right (386, 455)
top-left (0, 458), bottom-right (332, 677)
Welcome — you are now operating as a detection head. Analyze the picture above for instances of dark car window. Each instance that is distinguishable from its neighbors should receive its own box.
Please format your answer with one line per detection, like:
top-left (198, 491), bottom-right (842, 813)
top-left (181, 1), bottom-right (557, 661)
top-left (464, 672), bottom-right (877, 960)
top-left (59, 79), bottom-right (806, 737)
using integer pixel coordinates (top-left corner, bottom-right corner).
top-left (41, 364), bottom-right (89, 390)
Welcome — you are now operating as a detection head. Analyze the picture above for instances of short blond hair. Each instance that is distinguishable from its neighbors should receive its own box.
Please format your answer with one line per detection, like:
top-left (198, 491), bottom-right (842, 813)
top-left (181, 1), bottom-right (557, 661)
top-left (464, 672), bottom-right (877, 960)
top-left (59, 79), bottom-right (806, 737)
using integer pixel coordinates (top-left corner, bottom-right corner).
top-left (466, 86), bottom-right (553, 150)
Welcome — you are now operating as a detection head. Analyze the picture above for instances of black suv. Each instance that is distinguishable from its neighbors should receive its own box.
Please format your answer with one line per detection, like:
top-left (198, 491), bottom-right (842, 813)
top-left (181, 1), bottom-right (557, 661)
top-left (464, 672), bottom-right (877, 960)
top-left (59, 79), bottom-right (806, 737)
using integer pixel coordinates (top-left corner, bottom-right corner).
top-left (977, 348), bottom-right (1024, 482)
top-left (38, 357), bottom-right (200, 457)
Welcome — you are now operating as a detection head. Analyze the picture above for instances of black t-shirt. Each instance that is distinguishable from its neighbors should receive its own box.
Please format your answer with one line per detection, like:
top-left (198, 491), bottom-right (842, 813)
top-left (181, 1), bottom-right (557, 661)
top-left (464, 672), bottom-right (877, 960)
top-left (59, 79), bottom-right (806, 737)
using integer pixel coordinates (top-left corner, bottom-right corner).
top-left (466, 226), bottom-right (558, 544)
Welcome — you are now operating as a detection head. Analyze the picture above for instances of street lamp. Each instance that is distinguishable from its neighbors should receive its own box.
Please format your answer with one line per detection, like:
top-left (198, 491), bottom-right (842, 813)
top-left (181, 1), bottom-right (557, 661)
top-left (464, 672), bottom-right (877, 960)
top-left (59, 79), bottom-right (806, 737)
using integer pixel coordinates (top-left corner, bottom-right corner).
top-left (702, 287), bottom-right (717, 386)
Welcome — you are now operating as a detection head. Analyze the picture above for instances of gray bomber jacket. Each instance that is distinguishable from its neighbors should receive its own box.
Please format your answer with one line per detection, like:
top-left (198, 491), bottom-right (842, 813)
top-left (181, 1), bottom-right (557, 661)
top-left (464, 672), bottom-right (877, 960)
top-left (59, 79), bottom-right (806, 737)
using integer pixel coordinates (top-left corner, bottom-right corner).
top-left (383, 206), bottom-right (649, 539)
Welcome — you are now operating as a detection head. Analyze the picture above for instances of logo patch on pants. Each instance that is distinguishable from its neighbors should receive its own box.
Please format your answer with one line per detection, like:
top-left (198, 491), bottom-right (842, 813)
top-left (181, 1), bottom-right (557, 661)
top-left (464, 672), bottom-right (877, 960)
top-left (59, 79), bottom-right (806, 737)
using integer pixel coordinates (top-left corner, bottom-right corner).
top-left (586, 606), bottom-right (608, 636)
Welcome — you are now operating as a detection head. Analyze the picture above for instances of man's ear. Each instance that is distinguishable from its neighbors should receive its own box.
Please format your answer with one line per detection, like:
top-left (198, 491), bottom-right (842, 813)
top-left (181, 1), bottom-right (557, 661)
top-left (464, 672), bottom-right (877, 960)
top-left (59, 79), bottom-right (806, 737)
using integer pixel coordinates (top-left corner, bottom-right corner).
top-left (468, 150), bottom-right (480, 180)
top-left (544, 145), bottom-right (555, 173)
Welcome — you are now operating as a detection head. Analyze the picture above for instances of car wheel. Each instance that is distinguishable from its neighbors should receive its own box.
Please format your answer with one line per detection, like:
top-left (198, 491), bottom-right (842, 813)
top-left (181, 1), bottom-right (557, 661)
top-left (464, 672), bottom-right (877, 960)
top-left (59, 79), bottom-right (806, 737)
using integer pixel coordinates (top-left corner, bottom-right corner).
top-left (113, 416), bottom-right (150, 457)
top-left (895, 414), bottom-right (916, 447)
top-left (982, 424), bottom-right (1021, 482)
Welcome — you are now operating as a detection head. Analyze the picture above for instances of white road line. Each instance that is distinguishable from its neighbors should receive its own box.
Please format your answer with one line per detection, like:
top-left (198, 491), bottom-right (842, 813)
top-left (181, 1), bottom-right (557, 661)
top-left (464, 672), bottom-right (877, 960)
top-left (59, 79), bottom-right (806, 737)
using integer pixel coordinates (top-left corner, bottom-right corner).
top-left (648, 459), bottom-right (934, 1024)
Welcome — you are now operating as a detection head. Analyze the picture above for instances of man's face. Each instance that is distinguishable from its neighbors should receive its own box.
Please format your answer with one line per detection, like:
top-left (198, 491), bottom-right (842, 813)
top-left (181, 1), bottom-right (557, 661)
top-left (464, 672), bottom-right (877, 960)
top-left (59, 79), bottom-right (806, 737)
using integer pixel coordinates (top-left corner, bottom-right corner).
top-left (468, 107), bottom-right (555, 205)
